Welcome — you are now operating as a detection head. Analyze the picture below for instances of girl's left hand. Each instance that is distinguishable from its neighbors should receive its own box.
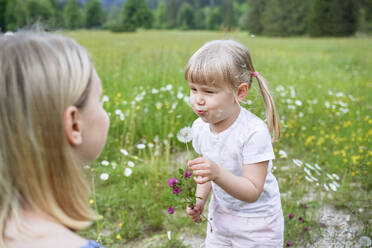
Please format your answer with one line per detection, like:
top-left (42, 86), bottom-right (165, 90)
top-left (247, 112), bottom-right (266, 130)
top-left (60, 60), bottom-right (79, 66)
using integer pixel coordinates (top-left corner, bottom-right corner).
top-left (188, 157), bottom-right (221, 184)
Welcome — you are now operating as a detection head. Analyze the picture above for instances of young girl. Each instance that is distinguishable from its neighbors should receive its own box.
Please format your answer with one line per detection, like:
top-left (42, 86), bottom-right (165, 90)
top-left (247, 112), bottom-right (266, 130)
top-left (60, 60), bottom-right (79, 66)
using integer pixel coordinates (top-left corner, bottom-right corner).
top-left (185, 40), bottom-right (283, 247)
top-left (0, 32), bottom-right (109, 248)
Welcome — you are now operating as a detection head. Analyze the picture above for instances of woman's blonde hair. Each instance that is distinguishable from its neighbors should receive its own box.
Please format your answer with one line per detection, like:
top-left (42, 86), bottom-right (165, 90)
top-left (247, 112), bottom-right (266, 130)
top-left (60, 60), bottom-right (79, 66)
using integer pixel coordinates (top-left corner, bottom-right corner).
top-left (185, 39), bottom-right (280, 141)
top-left (0, 32), bottom-right (96, 245)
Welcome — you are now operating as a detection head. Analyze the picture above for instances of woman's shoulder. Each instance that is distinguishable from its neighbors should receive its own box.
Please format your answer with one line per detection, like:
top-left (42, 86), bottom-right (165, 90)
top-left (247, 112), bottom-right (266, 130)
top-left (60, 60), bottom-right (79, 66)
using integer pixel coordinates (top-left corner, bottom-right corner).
top-left (81, 240), bottom-right (105, 248)
top-left (4, 210), bottom-right (88, 248)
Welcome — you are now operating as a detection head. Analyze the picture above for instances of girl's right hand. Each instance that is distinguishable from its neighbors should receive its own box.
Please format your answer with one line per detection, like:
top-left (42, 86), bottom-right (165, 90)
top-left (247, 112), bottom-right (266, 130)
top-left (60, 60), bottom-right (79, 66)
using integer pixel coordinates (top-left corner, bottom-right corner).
top-left (186, 201), bottom-right (204, 223)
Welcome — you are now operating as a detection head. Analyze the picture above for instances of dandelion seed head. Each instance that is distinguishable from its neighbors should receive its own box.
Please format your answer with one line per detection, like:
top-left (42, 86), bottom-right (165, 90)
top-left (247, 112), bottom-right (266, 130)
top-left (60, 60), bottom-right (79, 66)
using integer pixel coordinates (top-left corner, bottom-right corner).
top-left (177, 127), bottom-right (193, 143)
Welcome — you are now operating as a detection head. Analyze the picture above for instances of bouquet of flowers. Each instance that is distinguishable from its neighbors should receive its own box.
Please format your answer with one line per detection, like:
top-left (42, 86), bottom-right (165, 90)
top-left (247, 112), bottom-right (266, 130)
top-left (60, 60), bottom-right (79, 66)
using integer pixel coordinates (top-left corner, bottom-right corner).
top-left (167, 127), bottom-right (200, 214)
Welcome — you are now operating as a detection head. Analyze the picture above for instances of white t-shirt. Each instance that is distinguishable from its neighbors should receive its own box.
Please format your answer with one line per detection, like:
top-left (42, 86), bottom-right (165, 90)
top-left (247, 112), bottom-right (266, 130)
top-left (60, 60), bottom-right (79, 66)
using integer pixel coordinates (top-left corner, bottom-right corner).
top-left (192, 106), bottom-right (282, 217)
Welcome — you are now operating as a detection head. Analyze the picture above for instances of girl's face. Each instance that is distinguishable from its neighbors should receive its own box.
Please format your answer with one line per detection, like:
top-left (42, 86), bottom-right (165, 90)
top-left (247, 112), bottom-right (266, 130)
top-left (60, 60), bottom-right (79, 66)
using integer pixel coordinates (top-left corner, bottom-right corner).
top-left (77, 70), bottom-right (110, 163)
top-left (188, 81), bottom-right (241, 132)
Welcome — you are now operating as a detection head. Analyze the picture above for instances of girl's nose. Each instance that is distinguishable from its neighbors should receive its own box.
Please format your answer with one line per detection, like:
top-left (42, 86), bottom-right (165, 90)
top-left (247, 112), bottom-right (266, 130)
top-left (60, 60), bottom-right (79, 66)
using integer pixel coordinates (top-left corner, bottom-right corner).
top-left (196, 94), bottom-right (205, 105)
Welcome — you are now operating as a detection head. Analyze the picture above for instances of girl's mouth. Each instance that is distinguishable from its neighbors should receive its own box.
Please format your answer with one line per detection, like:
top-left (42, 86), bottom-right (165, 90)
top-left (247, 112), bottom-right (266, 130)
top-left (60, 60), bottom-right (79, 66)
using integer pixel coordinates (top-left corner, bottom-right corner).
top-left (195, 110), bottom-right (206, 115)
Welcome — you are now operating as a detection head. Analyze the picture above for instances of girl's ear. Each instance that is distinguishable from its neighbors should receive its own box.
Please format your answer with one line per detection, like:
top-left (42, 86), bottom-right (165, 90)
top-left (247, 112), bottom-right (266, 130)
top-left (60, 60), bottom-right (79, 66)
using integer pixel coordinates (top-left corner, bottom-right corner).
top-left (63, 106), bottom-right (83, 146)
top-left (236, 83), bottom-right (249, 102)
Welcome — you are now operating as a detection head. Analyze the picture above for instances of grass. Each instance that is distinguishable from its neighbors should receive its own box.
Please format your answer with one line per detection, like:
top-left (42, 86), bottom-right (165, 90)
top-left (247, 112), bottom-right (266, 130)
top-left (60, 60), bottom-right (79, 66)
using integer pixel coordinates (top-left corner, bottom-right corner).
top-left (62, 30), bottom-right (372, 247)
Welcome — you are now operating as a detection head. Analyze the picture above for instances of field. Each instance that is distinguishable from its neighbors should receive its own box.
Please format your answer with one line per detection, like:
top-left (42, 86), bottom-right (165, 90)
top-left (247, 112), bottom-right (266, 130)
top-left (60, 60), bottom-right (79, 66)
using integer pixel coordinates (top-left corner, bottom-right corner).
top-left (63, 30), bottom-right (372, 247)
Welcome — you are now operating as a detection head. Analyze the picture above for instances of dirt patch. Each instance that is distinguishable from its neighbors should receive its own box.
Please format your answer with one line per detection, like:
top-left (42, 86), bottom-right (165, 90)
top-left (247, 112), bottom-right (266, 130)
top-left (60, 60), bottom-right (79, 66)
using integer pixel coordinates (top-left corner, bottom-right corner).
top-left (299, 204), bottom-right (366, 248)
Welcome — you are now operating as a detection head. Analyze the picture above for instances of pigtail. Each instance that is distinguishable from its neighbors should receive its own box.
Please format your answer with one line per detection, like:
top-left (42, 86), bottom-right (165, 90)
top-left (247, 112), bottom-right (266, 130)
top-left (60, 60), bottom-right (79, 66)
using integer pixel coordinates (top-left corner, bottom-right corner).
top-left (254, 73), bottom-right (280, 141)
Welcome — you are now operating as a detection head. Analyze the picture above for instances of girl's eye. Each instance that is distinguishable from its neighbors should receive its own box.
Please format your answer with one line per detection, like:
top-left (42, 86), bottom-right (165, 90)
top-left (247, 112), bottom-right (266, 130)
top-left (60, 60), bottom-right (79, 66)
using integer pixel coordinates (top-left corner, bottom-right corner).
top-left (191, 88), bottom-right (197, 91)
top-left (206, 91), bottom-right (215, 94)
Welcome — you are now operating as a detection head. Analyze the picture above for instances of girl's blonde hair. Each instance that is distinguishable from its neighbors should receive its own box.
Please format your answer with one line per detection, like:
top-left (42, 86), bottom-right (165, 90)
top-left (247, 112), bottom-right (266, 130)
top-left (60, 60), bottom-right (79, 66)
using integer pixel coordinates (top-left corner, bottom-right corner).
top-left (185, 39), bottom-right (280, 141)
top-left (0, 32), bottom-right (96, 245)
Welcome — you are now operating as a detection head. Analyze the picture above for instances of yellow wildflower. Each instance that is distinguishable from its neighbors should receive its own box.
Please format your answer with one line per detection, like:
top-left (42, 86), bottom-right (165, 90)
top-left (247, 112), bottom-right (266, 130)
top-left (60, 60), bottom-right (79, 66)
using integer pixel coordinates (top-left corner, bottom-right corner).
top-left (305, 136), bottom-right (316, 146)
top-left (351, 155), bottom-right (361, 164)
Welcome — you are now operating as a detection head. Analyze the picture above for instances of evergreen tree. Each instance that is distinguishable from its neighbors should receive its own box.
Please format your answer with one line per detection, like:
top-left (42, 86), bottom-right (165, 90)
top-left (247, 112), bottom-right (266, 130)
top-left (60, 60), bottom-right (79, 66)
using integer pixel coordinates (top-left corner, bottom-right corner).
top-left (308, 0), bottom-right (358, 37)
top-left (154, 1), bottom-right (167, 29)
top-left (308, 0), bottom-right (332, 36)
top-left (5, 0), bottom-right (27, 31)
top-left (235, 1), bottom-right (250, 30)
top-left (0, 0), bottom-right (7, 32)
top-left (330, 0), bottom-right (358, 36)
top-left (49, 0), bottom-right (64, 29)
top-left (121, 0), bottom-right (137, 31)
top-left (261, 0), bottom-right (309, 36)
top-left (194, 8), bottom-right (206, 29)
top-left (136, 0), bottom-right (154, 29)
top-left (103, 5), bottom-right (123, 32)
top-left (121, 0), bottom-right (153, 32)
top-left (63, 0), bottom-right (83, 29)
top-left (26, 0), bottom-right (54, 29)
top-left (85, 0), bottom-right (105, 28)
top-left (178, 2), bottom-right (195, 29)
top-left (246, 0), bottom-right (266, 34)
top-left (221, 0), bottom-right (234, 31)
top-left (166, 0), bottom-right (178, 28)
top-left (359, 0), bottom-right (372, 33)
top-left (205, 6), bottom-right (222, 30)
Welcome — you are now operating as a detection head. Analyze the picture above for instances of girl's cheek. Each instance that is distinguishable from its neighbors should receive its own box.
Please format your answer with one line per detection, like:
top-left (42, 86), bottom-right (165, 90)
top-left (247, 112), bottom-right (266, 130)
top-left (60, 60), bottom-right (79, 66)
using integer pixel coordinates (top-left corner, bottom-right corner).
top-left (189, 95), bottom-right (196, 105)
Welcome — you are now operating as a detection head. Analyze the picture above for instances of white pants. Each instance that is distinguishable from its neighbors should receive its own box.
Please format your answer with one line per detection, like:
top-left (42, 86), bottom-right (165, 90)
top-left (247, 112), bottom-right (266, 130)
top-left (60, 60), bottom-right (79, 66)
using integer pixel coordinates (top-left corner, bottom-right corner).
top-left (205, 202), bottom-right (284, 248)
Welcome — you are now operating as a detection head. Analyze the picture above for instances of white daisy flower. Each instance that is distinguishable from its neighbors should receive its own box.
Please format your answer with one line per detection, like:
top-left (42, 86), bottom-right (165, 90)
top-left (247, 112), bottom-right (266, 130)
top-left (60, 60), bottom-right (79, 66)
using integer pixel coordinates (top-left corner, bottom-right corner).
top-left (101, 95), bottom-right (109, 103)
top-left (101, 160), bottom-right (109, 166)
top-left (137, 144), bottom-right (146, 149)
top-left (124, 168), bottom-right (132, 177)
top-left (293, 159), bottom-right (303, 167)
top-left (329, 183), bottom-right (337, 191)
top-left (100, 173), bottom-right (109, 181)
top-left (332, 173), bottom-right (340, 180)
top-left (120, 149), bottom-right (129, 156)
top-left (323, 184), bottom-right (330, 191)
top-left (278, 150), bottom-right (287, 158)
top-left (177, 92), bottom-right (184, 99)
top-left (128, 161), bottom-right (135, 167)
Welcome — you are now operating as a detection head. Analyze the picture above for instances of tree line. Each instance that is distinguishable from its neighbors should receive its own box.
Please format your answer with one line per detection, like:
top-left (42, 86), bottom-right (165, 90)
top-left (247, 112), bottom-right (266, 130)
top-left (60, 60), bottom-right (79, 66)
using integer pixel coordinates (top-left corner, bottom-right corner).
top-left (0, 0), bottom-right (371, 36)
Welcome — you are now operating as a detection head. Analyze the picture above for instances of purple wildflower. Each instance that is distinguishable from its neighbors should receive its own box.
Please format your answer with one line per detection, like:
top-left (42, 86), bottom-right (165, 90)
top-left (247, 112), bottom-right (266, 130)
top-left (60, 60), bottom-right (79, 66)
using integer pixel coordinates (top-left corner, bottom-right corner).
top-left (289, 213), bottom-right (295, 219)
top-left (172, 187), bottom-right (182, 194)
top-left (298, 216), bottom-right (305, 222)
top-left (168, 177), bottom-right (178, 187)
top-left (321, 223), bottom-right (326, 228)
top-left (286, 240), bottom-right (293, 247)
top-left (184, 169), bottom-right (192, 178)
top-left (303, 227), bottom-right (308, 231)
top-left (168, 206), bottom-right (174, 214)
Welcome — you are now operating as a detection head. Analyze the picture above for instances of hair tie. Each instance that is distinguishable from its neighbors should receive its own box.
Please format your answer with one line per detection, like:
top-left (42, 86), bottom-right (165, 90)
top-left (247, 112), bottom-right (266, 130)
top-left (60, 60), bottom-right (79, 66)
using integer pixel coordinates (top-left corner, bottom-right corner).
top-left (253, 71), bottom-right (259, 77)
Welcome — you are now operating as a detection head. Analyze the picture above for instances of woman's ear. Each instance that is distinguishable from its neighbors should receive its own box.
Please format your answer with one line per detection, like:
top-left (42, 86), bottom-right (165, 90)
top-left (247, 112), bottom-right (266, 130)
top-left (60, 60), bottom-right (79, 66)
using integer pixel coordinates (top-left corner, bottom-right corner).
top-left (63, 106), bottom-right (83, 146)
top-left (236, 83), bottom-right (249, 102)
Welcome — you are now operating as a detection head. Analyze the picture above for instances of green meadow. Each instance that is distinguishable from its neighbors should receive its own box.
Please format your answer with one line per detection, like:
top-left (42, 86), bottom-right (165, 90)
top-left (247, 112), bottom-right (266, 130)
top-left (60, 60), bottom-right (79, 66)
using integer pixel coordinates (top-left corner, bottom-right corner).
top-left (64, 30), bottom-right (372, 247)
